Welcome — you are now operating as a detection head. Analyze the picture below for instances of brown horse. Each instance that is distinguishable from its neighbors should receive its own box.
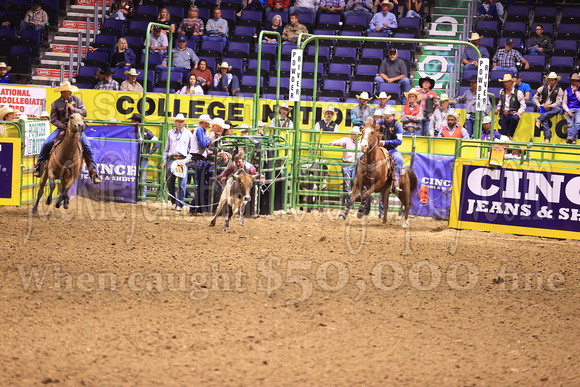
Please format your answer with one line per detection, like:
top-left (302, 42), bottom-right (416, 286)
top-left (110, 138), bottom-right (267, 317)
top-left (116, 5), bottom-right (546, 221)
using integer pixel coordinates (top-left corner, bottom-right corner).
top-left (389, 166), bottom-right (418, 228)
top-left (31, 113), bottom-right (85, 214)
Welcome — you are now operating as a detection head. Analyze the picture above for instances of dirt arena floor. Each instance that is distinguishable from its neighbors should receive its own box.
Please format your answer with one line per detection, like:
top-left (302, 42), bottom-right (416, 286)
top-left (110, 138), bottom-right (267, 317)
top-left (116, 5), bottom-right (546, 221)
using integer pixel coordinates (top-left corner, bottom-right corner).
top-left (1, 198), bottom-right (579, 386)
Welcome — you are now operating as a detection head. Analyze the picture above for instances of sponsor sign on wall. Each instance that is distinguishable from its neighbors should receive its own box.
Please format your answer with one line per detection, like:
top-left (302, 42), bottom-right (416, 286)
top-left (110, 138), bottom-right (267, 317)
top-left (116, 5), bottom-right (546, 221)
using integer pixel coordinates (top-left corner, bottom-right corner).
top-left (24, 121), bottom-right (50, 156)
top-left (410, 153), bottom-right (454, 219)
top-left (450, 159), bottom-right (580, 240)
top-left (0, 86), bottom-right (46, 116)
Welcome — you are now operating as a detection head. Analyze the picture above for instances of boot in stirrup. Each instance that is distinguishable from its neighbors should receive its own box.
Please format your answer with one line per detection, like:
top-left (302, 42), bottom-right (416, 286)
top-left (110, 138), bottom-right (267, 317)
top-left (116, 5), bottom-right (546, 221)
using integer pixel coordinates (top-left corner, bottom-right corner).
top-left (392, 180), bottom-right (402, 193)
top-left (33, 161), bottom-right (44, 178)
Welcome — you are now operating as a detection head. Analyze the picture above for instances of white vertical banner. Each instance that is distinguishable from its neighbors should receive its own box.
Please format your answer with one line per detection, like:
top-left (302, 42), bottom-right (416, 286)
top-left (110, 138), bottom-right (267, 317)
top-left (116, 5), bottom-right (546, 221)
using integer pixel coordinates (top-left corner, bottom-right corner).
top-left (24, 121), bottom-right (50, 156)
top-left (289, 49), bottom-right (304, 102)
top-left (476, 58), bottom-right (490, 111)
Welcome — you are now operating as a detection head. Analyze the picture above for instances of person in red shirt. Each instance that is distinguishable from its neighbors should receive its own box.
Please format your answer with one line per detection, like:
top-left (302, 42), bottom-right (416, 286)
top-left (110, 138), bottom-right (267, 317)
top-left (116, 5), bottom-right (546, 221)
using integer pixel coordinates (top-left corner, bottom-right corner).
top-left (437, 109), bottom-right (469, 139)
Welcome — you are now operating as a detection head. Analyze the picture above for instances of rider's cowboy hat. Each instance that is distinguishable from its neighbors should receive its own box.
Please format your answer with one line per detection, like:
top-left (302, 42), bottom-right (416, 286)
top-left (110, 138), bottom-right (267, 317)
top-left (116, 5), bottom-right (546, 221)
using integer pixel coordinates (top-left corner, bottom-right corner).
top-left (372, 108), bottom-right (384, 118)
top-left (419, 76), bottom-right (435, 90)
top-left (404, 89), bottom-right (420, 99)
top-left (445, 109), bottom-right (460, 120)
top-left (379, 0), bottom-right (395, 9)
top-left (482, 116), bottom-right (492, 124)
top-left (356, 91), bottom-right (371, 100)
top-left (498, 74), bottom-right (517, 82)
top-left (375, 92), bottom-right (391, 100)
top-left (172, 113), bottom-right (186, 122)
top-left (279, 101), bottom-right (293, 111)
top-left (545, 71), bottom-right (561, 81)
top-left (0, 62), bottom-right (11, 71)
top-left (0, 106), bottom-right (16, 119)
top-left (439, 93), bottom-right (453, 103)
top-left (219, 62), bottom-right (232, 70)
top-left (322, 105), bottom-right (336, 115)
top-left (124, 68), bottom-right (140, 77)
top-left (55, 81), bottom-right (79, 93)
top-left (383, 106), bottom-right (397, 116)
top-left (468, 32), bottom-right (482, 41)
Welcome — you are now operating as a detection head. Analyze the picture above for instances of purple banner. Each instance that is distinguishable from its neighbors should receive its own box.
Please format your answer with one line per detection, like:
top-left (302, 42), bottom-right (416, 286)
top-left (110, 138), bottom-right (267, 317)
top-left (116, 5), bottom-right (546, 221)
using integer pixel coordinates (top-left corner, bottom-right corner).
top-left (77, 125), bottom-right (139, 203)
top-left (457, 165), bottom-right (580, 233)
top-left (0, 142), bottom-right (14, 199)
top-left (410, 153), bottom-right (455, 220)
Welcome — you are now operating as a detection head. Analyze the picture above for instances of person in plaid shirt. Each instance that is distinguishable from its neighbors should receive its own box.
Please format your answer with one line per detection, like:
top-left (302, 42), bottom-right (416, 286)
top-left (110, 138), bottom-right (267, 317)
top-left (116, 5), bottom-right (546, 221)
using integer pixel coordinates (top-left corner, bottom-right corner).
top-left (94, 68), bottom-right (120, 91)
top-left (317, 0), bottom-right (345, 22)
top-left (19, 0), bottom-right (48, 36)
top-left (492, 39), bottom-right (529, 76)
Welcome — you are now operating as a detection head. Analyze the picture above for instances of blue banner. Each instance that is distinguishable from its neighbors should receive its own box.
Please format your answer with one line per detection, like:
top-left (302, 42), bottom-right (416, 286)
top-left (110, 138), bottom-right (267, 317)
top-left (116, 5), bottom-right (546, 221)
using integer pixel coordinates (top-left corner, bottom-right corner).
top-left (76, 125), bottom-right (140, 203)
top-left (0, 142), bottom-right (14, 199)
top-left (410, 153), bottom-right (455, 219)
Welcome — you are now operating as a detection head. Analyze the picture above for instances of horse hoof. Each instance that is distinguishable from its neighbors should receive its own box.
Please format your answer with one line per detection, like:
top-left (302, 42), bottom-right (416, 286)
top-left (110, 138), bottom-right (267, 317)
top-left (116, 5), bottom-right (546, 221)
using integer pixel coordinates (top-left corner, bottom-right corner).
top-left (31, 207), bottom-right (37, 215)
top-left (64, 202), bottom-right (69, 209)
top-left (55, 201), bottom-right (61, 209)
top-left (223, 227), bottom-right (228, 232)
top-left (338, 213), bottom-right (346, 220)
top-left (209, 221), bottom-right (216, 227)
top-left (356, 212), bottom-right (364, 219)
top-left (45, 197), bottom-right (52, 205)
top-left (402, 222), bottom-right (408, 228)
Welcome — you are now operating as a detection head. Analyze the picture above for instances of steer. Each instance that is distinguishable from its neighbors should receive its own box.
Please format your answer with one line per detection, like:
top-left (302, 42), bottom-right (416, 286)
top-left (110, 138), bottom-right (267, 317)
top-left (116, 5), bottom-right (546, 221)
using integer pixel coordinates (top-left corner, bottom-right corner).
top-left (209, 170), bottom-right (260, 231)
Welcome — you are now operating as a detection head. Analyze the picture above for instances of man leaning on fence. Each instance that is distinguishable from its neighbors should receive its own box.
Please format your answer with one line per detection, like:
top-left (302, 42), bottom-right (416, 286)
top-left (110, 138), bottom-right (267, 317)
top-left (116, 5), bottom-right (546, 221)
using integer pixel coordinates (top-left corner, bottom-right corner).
top-left (563, 73), bottom-right (580, 144)
top-left (533, 72), bottom-right (564, 144)
top-left (163, 113), bottom-right (192, 211)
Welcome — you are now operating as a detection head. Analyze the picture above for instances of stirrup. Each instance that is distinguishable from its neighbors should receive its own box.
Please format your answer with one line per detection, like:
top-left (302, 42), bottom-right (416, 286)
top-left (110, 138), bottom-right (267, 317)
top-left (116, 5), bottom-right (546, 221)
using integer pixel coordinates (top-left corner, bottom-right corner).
top-left (33, 162), bottom-right (43, 178)
top-left (392, 183), bottom-right (402, 193)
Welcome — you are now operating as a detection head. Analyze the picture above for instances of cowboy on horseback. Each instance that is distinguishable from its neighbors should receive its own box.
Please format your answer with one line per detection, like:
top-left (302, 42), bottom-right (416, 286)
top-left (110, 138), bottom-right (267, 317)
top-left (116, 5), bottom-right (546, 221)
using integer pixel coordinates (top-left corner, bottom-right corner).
top-left (376, 106), bottom-right (404, 193)
top-left (33, 81), bottom-right (102, 184)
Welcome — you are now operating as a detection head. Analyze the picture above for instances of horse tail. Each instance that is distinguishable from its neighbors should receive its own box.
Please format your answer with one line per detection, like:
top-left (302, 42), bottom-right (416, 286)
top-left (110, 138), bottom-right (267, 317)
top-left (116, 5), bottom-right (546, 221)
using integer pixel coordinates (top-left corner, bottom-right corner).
top-left (406, 168), bottom-right (418, 193)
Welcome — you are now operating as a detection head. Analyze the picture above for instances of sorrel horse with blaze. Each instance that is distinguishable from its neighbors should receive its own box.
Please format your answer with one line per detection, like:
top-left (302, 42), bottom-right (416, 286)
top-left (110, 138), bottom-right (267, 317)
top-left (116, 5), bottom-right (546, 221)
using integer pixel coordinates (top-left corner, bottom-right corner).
top-left (32, 113), bottom-right (86, 214)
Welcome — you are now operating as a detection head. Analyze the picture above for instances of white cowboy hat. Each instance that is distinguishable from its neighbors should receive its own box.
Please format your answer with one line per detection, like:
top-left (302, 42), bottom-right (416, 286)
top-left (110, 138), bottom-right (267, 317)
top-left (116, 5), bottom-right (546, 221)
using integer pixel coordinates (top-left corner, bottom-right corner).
top-left (482, 116), bottom-right (492, 124)
top-left (197, 114), bottom-right (212, 123)
top-left (0, 106), bottom-right (16, 119)
top-left (356, 91), bottom-right (370, 100)
top-left (404, 89), bottom-right (420, 98)
top-left (322, 105), bottom-right (336, 115)
top-left (124, 68), bottom-right (140, 77)
top-left (498, 74), bottom-right (517, 82)
top-left (468, 32), bottom-right (482, 41)
top-left (375, 92), bottom-right (391, 100)
top-left (279, 101), bottom-right (293, 111)
top-left (18, 114), bottom-right (28, 121)
top-left (172, 113), bottom-right (186, 122)
top-left (54, 81), bottom-right (79, 93)
top-left (445, 109), bottom-right (460, 120)
top-left (383, 106), bottom-right (397, 115)
top-left (380, 0), bottom-right (395, 9)
top-left (498, 135), bottom-right (513, 142)
top-left (219, 62), bottom-right (232, 70)
top-left (545, 72), bottom-right (561, 81)
top-left (351, 126), bottom-right (361, 133)
top-left (170, 162), bottom-right (187, 179)
top-left (211, 117), bottom-right (226, 127)
top-left (439, 93), bottom-right (453, 103)
top-left (40, 111), bottom-right (50, 118)
top-left (257, 120), bottom-right (266, 127)
top-left (372, 108), bottom-right (384, 118)
top-left (235, 123), bottom-right (250, 131)
top-left (0, 62), bottom-right (11, 71)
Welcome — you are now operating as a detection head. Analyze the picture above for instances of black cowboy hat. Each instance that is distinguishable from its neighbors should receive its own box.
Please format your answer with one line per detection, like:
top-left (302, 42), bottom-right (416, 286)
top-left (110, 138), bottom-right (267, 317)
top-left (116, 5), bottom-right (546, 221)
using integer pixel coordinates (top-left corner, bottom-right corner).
top-left (419, 76), bottom-right (435, 90)
top-left (130, 113), bottom-right (142, 121)
top-left (469, 74), bottom-right (477, 82)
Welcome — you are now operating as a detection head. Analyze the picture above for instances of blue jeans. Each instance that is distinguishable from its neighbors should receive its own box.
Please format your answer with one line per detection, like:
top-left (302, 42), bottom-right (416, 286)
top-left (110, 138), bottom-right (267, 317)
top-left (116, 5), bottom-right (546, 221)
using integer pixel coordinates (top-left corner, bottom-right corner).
top-left (342, 165), bottom-right (355, 203)
top-left (492, 66), bottom-right (518, 76)
top-left (538, 106), bottom-right (562, 141)
top-left (202, 35), bottom-right (227, 47)
top-left (156, 65), bottom-right (191, 82)
top-left (527, 48), bottom-right (546, 56)
top-left (464, 64), bottom-right (477, 70)
top-left (289, 7), bottom-right (317, 16)
top-left (421, 118), bottom-right (431, 136)
top-left (366, 28), bottom-right (392, 36)
top-left (464, 115), bottom-right (475, 138)
top-left (37, 129), bottom-right (97, 170)
top-left (374, 76), bottom-right (411, 104)
top-left (498, 114), bottom-right (520, 137)
top-left (406, 10), bottom-right (421, 18)
top-left (566, 108), bottom-right (580, 141)
top-left (192, 158), bottom-right (212, 214)
top-left (141, 158), bottom-right (149, 200)
top-left (166, 159), bottom-right (187, 208)
top-left (378, 150), bottom-right (404, 216)
top-left (19, 21), bottom-right (46, 37)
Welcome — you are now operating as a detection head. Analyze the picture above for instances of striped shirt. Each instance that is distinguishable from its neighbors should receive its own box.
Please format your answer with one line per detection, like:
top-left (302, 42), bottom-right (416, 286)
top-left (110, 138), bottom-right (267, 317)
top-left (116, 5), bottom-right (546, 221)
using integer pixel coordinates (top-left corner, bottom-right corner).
top-left (492, 48), bottom-right (523, 67)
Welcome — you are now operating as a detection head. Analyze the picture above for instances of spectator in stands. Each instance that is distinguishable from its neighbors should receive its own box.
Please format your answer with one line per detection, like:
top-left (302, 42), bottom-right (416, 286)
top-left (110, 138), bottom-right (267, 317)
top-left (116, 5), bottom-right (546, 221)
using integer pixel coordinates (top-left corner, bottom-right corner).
top-left (263, 14), bottom-right (284, 44)
top-left (34, 82), bottom-right (101, 183)
top-left (345, 0), bottom-right (373, 26)
top-left (374, 92), bottom-right (391, 110)
top-left (147, 26), bottom-right (168, 55)
top-left (462, 32), bottom-right (490, 70)
top-left (375, 48), bottom-right (410, 103)
top-left (374, 0), bottom-right (398, 16)
top-left (94, 67), bottom-right (120, 91)
top-left (111, 37), bottom-right (135, 72)
top-left (563, 73), bottom-right (580, 144)
top-left (429, 93), bottom-right (453, 136)
top-left (495, 74), bottom-right (525, 139)
top-left (271, 101), bottom-right (294, 127)
top-left (19, 0), bottom-right (48, 37)
top-left (491, 0), bottom-right (504, 20)
top-left (515, 73), bottom-right (531, 101)
top-left (266, 0), bottom-right (290, 19)
top-left (492, 38), bottom-right (529, 76)
top-left (158, 35), bottom-right (199, 81)
top-left (368, 1), bottom-right (396, 36)
top-left (154, 7), bottom-right (176, 35)
top-left (120, 68), bottom-right (143, 92)
top-left (214, 62), bottom-right (240, 96)
top-left (131, 113), bottom-right (160, 202)
top-left (329, 125), bottom-right (361, 203)
top-left (478, 0), bottom-right (499, 21)
top-left (203, 7), bottom-right (229, 47)
top-left (318, 0), bottom-right (346, 23)
top-left (282, 13), bottom-right (308, 44)
top-left (178, 74), bottom-right (204, 95)
top-left (400, 89), bottom-right (423, 135)
top-left (289, 0), bottom-right (318, 16)
top-left (378, 106), bottom-right (403, 196)
top-left (110, 0), bottom-right (135, 21)
top-left (238, 0), bottom-right (267, 17)
top-left (417, 76), bottom-right (439, 136)
top-left (178, 6), bottom-right (204, 44)
top-left (404, 0), bottom-right (424, 19)
top-left (163, 113), bottom-right (192, 212)
top-left (527, 24), bottom-right (552, 57)
top-left (480, 116), bottom-right (500, 141)
top-left (0, 13), bottom-right (18, 32)
top-left (533, 72), bottom-right (564, 143)
top-left (39, 111), bottom-right (50, 120)
top-left (315, 105), bottom-right (338, 131)
top-left (0, 62), bottom-right (11, 84)
top-left (351, 91), bottom-right (373, 127)
top-left (437, 110), bottom-right (469, 138)
top-left (191, 59), bottom-right (212, 93)
top-left (454, 74), bottom-right (491, 137)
